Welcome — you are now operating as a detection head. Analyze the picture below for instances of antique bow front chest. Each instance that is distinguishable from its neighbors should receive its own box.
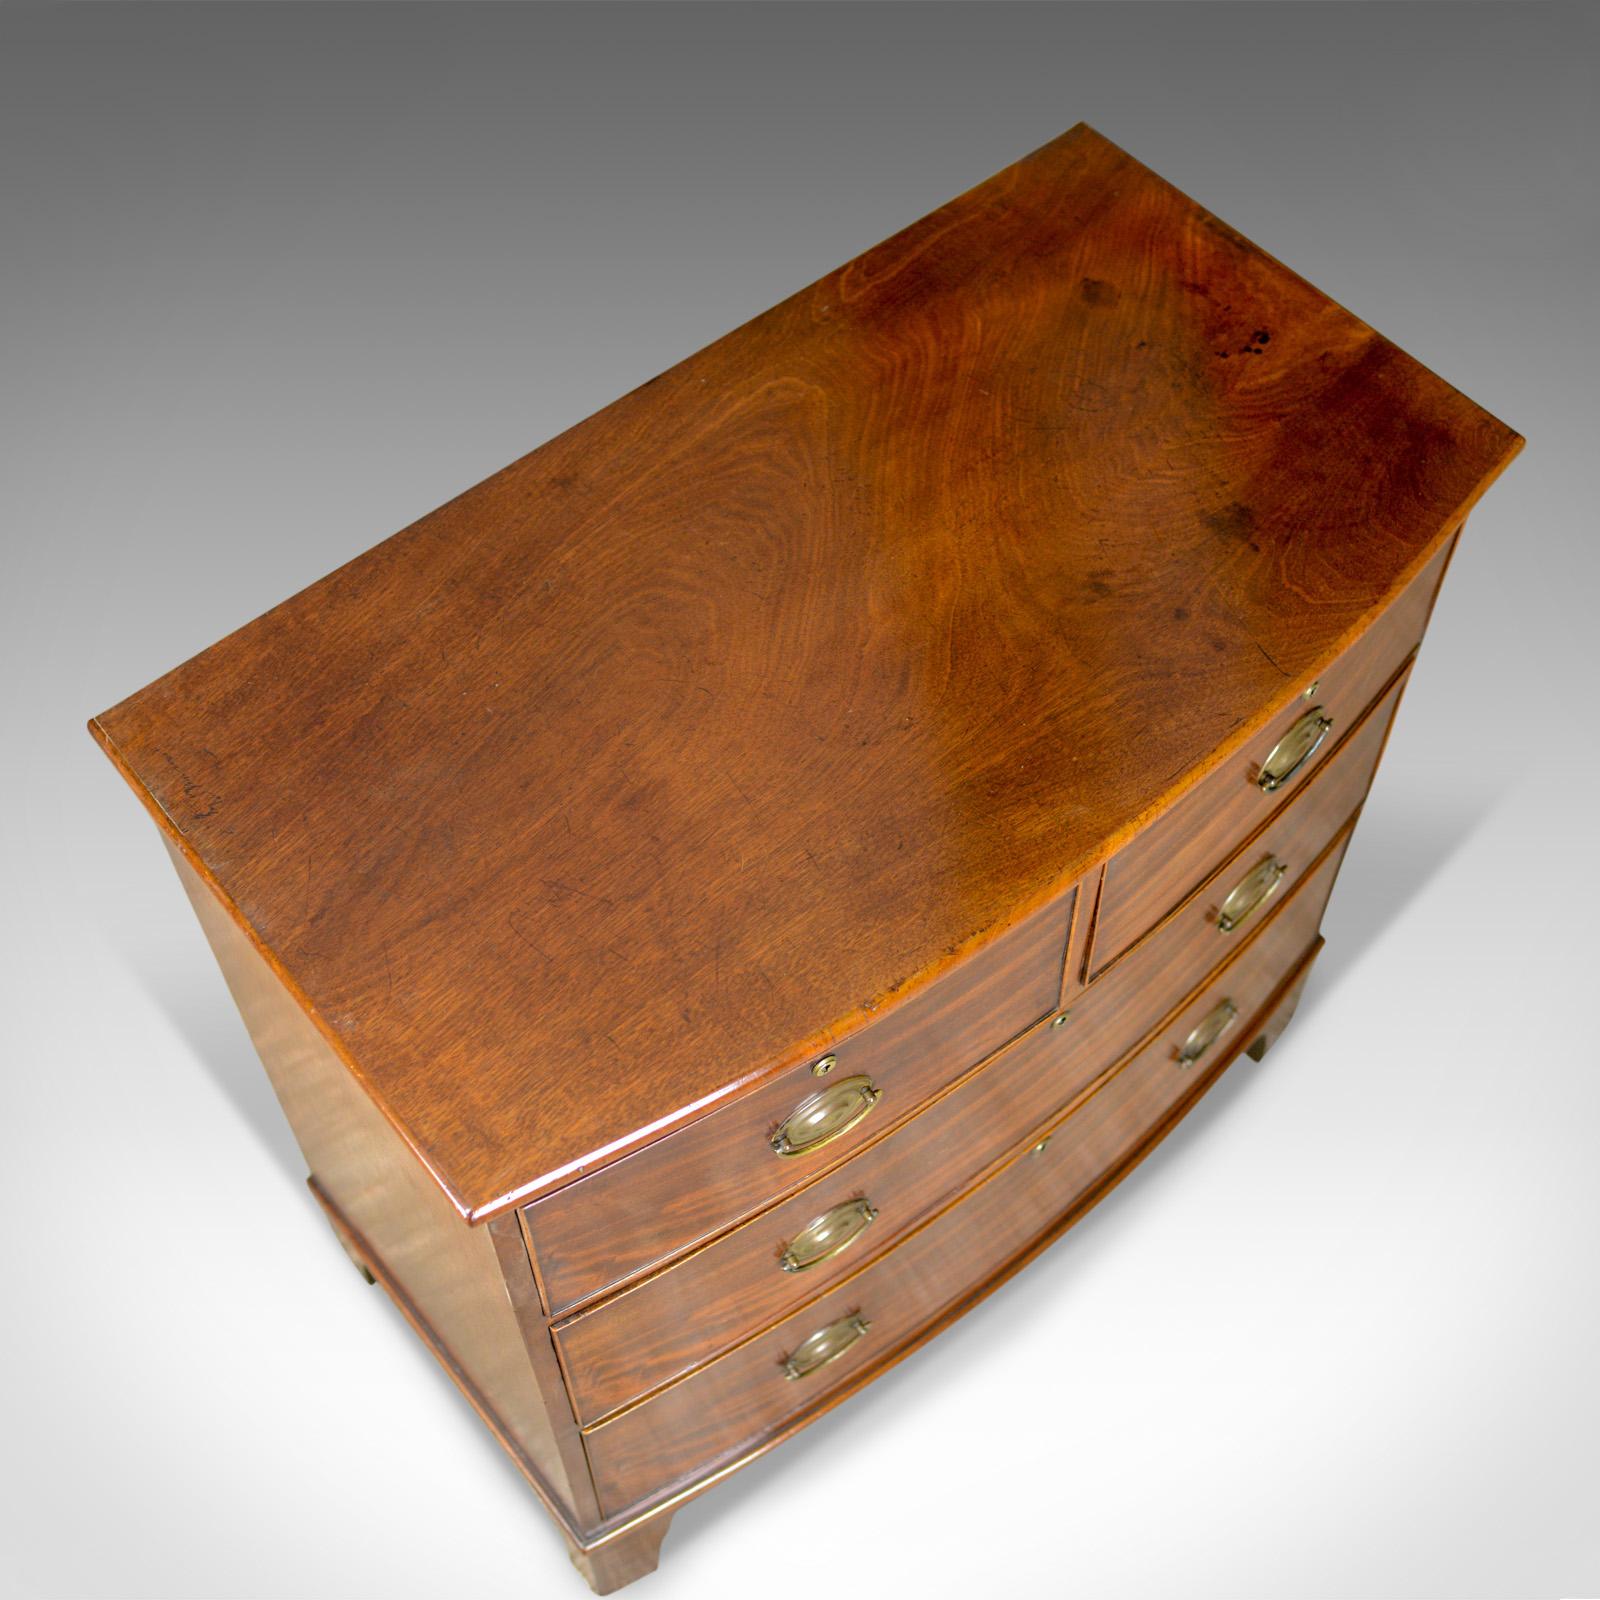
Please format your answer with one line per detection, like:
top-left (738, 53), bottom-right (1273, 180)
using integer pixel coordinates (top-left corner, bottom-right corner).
top-left (91, 125), bottom-right (1520, 1591)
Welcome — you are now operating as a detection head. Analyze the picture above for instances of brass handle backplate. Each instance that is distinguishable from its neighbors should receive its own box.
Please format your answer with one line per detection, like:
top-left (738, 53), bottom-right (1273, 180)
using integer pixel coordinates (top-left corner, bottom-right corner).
top-left (781, 1312), bottom-right (871, 1380)
top-left (1258, 707), bottom-right (1333, 792)
top-left (1217, 856), bottom-right (1289, 933)
top-left (1177, 999), bottom-right (1238, 1068)
top-left (770, 1075), bottom-right (881, 1157)
top-left (780, 1198), bottom-right (879, 1273)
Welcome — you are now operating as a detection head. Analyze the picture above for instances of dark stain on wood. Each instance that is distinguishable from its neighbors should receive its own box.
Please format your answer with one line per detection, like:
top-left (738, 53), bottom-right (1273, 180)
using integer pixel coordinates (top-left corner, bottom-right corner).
top-left (88, 124), bottom-right (1523, 1223)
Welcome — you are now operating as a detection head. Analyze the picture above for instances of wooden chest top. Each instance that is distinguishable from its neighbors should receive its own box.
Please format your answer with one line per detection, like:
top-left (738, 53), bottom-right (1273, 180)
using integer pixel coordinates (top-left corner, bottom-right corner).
top-left (91, 124), bottom-right (1520, 1221)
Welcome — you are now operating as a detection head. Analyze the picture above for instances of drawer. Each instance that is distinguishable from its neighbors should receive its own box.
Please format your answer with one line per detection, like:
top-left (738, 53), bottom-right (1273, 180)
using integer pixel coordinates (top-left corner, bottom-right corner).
top-left (1092, 533), bottom-right (1451, 974)
top-left (525, 889), bottom-right (1073, 1315)
top-left (557, 743), bottom-right (1365, 1424)
top-left (559, 978), bottom-right (1120, 1424)
top-left (1062, 668), bottom-right (1403, 1071)
top-left (583, 883), bottom-right (1330, 1517)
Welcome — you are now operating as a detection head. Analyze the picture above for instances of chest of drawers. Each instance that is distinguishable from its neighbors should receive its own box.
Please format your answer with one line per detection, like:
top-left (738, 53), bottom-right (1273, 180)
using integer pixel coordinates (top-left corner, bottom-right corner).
top-left (90, 124), bottom-right (1520, 1592)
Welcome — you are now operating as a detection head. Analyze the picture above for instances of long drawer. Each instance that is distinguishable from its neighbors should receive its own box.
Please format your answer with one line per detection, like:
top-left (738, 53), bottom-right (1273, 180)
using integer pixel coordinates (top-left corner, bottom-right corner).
top-left (1060, 667), bottom-right (1403, 1073)
top-left (1092, 533), bottom-right (1450, 974)
top-left (554, 1007), bottom-right (1078, 1424)
top-left (525, 890), bottom-right (1073, 1316)
top-left (556, 792), bottom-right (1361, 1425)
top-left (581, 842), bottom-right (1342, 1515)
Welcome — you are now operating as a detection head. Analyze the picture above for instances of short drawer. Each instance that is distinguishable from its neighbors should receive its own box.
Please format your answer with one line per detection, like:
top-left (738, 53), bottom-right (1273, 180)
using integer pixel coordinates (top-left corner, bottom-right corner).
top-left (525, 889), bottom-right (1073, 1315)
top-left (559, 736), bottom-right (1366, 1423)
top-left (583, 882), bottom-right (1329, 1517)
top-left (1092, 533), bottom-right (1450, 974)
top-left (1063, 668), bottom-right (1401, 1069)
top-left (558, 974), bottom-right (1112, 1425)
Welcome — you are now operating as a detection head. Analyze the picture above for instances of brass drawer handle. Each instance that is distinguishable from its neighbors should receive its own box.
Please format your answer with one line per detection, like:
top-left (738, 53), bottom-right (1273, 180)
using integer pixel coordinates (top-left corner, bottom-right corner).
top-left (1177, 999), bottom-right (1238, 1068)
top-left (782, 1312), bottom-right (870, 1380)
top-left (1258, 707), bottom-right (1333, 791)
top-left (770, 1075), bottom-right (881, 1157)
top-left (780, 1198), bottom-right (879, 1273)
top-left (1217, 856), bottom-right (1288, 933)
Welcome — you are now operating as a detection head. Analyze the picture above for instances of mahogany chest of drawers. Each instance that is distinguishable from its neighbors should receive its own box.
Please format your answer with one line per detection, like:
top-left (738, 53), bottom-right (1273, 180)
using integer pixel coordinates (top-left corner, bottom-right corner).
top-left (90, 124), bottom-right (1520, 1591)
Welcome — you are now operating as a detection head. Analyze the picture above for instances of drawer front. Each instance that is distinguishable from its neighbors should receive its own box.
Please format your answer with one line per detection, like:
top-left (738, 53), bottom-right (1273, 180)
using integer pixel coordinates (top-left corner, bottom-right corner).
top-left (526, 890), bottom-right (1073, 1315)
top-left (557, 747), bottom-right (1368, 1424)
top-left (1093, 534), bottom-right (1450, 974)
top-left (583, 853), bottom-right (1339, 1515)
top-left (1062, 668), bottom-right (1403, 1071)
top-left (560, 982), bottom-right (1119, 1424)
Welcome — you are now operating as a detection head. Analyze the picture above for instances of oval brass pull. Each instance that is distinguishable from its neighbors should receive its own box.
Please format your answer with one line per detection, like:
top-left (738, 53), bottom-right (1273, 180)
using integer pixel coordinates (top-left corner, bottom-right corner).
top-left (770, 1075), bottom-right (881, 1157)
top-left (1258, 707), bottom-right (1333, 792)
top-left (781, 1312), bottom-right (870, 1380)
top-left (780, 1198), bottom-right (879, 1273)
top-left (1177, 999), bottom-right (1238, 1068)
top-left (1216, 856), bottom-right (1288, 933)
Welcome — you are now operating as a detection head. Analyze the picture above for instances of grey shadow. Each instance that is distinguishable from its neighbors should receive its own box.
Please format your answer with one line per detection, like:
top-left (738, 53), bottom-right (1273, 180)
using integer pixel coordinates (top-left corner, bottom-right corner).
top-left (113, 932), bottom-right (306, 1186)
top-left (676, 784), bottom-right (1513, 1554)
top-left (665, 1061), bottom-right (1253, 1560)
top-left (326, 1221), bottom-right (579, 1571)
top-left (113, 932), bottom-right (572, 1563)
top-left (1295, 780), bottom-right (1507, 1026)
top-left (104, 782), bottom-right (1511, 1568)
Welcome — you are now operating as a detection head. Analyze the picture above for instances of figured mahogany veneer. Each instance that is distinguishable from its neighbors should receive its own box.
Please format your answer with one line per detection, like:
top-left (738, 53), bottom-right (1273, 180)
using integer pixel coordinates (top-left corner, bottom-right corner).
top-left (89, 124), bottom-right (1518, 1591)
top-left (1091, 534), bottom-right (1454, 977)
top-left (527, 889), bottom-right (1072, 1316)
top-left (583, 859), bottom-right (1342, 1515)
top-left (559, 809), bottom-right (1353, 1428)
top-left (1062, 665), bottom-right (1410, 1068)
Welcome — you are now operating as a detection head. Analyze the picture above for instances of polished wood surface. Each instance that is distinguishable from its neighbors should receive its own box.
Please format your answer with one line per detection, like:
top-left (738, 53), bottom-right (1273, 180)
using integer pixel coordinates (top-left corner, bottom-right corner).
top-left (1243, 950), bottom-right (1318, 1063)
top-left (164, 841), bottom-right (599, 1526)
top-left (526, 889), bottom-right (1070, 1315)
top-left (584, 888), bottom-right (1334, 1515)
top-left (88, 126), bottom-right (1521, 1593)
top-left (1058, 867), bottom-right (1096, 1002)
top-left (552, 973), bottom-right (1084, 1422)
top-left (90, 125), bottom-right (1520, 1222)
top-left (1065, 669), bottom-right (1404, 1071)
top-left (556, 781), bottom-right (1357, 1424)
top-left (572, 935), bottom-right (1326, 1554)
top-left (568, 1516), bottom-right (674, 1597)
top-left (1091, 532), bottom-right (1452, 973)
top-left (552, 1011), bottom-right (1093, 1424)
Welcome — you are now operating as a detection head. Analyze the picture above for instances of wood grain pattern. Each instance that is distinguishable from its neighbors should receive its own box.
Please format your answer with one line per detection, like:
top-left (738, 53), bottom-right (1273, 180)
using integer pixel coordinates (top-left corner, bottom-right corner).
top-left (1064, 668), bottom-right (1403, 1073)
top-left (556, 766), bottom-right (1360, 1425)
top-left (1059, 861), bottom-right (1098, 1004)
top-left (554, 994), bottom-right (1083, 1424)
top-left (526, 889), bottom-right (1070, 1316)
top-left (1243, 951), bottom-right (1318, 1062)
top-left (89, 125), bottom-right (1521, 1223)
top-left (568, 935), bottom-right (1326, 1551)
top-left (1091, 532), bottom-right (1451, 973)
top-left (163, 841), bottom-right (598, 1524)
top-left (567, 1515), bottom-right (674, 1596)
top-left (583, 884), bottom-right (1337, 1516)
